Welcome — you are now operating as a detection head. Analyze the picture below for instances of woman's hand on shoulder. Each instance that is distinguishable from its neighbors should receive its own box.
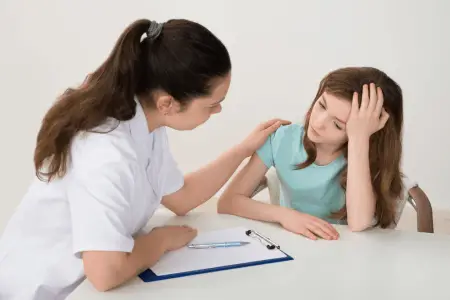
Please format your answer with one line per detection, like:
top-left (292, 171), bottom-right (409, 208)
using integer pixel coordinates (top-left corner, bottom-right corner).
top-left (279, 209), bottom-right (339, 240)
top-left (238, 118), bottom-right (291, 157)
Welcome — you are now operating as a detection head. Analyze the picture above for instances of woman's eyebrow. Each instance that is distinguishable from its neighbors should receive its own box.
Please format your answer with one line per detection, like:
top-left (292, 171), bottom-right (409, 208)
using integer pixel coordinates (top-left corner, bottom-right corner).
top-left (322, 94), bottom-right (347, 124)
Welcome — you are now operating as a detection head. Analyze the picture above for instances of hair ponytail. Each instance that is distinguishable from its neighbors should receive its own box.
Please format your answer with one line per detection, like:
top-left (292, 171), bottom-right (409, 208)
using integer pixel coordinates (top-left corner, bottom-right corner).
top-left (34, 19), bottom-right (151, 181)
top-left (34, 18), bottom-right (231, 182)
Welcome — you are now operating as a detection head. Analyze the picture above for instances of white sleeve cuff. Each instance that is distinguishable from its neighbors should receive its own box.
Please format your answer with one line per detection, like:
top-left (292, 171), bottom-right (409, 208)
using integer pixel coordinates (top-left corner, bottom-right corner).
top-left (73, 238), bottom-right (134, 259)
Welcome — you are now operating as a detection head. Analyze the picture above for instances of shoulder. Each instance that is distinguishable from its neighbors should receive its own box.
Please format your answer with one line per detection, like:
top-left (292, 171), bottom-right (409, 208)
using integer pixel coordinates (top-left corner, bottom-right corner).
top-left (70, 121), bottom-right (138, 171)
top-left (270, 123), bottom-right (304, 145)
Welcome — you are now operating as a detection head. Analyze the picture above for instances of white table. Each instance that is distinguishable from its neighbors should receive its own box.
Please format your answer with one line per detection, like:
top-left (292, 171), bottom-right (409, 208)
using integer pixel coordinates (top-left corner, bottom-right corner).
top-left (69, 212), bottom-right (450, 300)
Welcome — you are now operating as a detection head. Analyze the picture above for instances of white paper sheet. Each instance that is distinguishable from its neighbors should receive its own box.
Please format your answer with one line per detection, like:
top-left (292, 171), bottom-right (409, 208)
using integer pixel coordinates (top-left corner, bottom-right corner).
top-left (151, 227), bottom-right (287, 276)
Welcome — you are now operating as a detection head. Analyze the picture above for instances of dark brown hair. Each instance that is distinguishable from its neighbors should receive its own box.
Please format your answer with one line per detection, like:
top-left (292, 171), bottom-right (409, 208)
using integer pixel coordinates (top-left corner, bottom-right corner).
top-left (34, 19), bottom-right (231, 182)
top-left (298, 67), bottom-right (404, 228)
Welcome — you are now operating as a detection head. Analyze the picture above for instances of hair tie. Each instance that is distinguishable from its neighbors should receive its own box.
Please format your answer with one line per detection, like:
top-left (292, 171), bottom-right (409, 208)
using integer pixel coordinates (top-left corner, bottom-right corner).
top-left (147, 21), bottom-right (163, 41)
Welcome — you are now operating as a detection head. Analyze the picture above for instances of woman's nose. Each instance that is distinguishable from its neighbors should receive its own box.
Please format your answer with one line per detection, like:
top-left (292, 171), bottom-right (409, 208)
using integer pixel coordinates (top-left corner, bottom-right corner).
top-left (314, 114), bottom-right (326, 129)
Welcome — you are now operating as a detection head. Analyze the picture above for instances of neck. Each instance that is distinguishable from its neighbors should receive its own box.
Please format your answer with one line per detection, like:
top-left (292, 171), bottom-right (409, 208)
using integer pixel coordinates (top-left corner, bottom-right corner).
top-left (143, 109), bottom-right (164, 132)
top-left (136, 96), bottom-right (164, 132)
top-left (314, 142), bottom-right (343, 164)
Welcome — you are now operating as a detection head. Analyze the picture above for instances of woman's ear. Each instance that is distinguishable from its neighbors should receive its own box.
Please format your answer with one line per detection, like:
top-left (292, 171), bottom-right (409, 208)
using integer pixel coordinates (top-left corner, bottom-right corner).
top-left (155, 95), bottom-right (180, 115)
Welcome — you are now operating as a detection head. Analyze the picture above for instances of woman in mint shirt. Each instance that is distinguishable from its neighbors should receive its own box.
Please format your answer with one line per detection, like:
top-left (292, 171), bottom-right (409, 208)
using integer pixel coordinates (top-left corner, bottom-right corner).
top-left (218, 67), bottom-right (404, 240)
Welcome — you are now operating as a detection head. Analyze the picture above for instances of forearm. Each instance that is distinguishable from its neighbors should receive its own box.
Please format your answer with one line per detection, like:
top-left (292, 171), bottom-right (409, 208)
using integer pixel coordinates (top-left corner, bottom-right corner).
top-left (84, 232), bottom-right (167, 292)
top-left (218, 193), bottom-right (287, 224)
top-left (178, 145), bottom-right (248, 212)
top-left (346, 137), bottom-right (376, 231)
top-left (124, 233), bottom-right (167, 281)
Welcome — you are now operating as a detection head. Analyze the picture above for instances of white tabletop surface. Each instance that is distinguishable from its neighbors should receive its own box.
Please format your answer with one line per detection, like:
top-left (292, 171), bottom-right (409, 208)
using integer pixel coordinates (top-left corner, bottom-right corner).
top-left (69, 212), bottom-right (450, 300)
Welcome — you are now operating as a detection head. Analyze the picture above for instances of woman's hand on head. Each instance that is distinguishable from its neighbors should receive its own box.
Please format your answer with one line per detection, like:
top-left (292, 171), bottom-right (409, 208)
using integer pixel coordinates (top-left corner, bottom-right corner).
top-left (279, 209), bottom-right (339, 240)
top-left (238, 118), bottom-right (291, 157)
top-left (346, 83), bottom-right (390, 141)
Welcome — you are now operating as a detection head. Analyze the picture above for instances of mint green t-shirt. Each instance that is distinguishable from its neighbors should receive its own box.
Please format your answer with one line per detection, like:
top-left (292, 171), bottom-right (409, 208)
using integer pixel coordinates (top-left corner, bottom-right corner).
top-left (256, 124), bottom-right (347, 224)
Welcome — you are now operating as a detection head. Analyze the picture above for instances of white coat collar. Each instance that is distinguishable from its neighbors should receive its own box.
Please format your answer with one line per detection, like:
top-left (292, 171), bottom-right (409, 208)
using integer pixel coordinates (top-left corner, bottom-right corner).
top-left (128, 98), bottom-right (154, 162)
top-left (129, 98), bottom-right (150, 139)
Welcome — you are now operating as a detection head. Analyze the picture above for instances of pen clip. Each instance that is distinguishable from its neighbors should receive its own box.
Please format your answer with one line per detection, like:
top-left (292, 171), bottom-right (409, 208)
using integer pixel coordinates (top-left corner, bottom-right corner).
top-left (245, 229), bottom-right (280, 250)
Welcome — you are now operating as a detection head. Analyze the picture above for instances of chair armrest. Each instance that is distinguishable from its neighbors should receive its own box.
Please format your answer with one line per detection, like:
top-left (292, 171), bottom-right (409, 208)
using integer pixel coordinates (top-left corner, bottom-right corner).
top-left (408, 186), bottom-right (434, 233)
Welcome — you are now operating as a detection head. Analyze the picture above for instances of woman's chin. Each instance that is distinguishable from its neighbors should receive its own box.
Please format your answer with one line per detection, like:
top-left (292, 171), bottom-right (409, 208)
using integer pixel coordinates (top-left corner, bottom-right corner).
top-left (306, 128), bottom-right (319, 143)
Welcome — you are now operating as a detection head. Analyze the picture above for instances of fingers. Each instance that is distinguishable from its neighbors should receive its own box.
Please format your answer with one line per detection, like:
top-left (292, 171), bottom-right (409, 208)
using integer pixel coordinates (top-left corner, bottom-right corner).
top-left (360, 84), bottom-right (370, 111)
top-left (378, 109), bottom-right (390, 130)
top-left (301, 229), bottom-right (318, 240)
top-left (180, 225), bottom-right (197, 233)
top-left (351, 92), bottom-right (359, 116)
top-left (165, 225), bottom-right (197, 233)
top-left (367, 83), bottom-right (378, 112)
top-left (187, 229), bottom-right (198, 239)
top-left (297, 218), bottom-right (339, 241)
top-left (279, 120), bottom-right (291, 126)
top-left (314, 221), bottom-right (339, 240)
top-left (308, 225), bottom-right (332, 240)
top-left (180, 226), bottom-right (198, 241)
top-left (306, 217), bottom-right (339, 240)
top-left (261, 118), bottom-right (291, 129)
top-left (263, 119), bottom-right (291, 136)
top-left (374, 87), bottom-right (384, 116)
top-left (263, 120), bottom-right (282, 135)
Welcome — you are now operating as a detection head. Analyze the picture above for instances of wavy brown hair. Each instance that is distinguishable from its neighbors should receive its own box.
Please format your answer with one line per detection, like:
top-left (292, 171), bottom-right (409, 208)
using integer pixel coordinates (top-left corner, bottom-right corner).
top-left (33, 19), bottom-right (231, 182)
top-left (297, 67), bottom-right (404, 228)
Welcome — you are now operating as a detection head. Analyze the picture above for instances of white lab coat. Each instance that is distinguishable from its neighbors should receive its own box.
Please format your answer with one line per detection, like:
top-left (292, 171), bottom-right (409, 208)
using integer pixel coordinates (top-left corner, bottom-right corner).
top-left (0, 100), bottom-right (184, 300)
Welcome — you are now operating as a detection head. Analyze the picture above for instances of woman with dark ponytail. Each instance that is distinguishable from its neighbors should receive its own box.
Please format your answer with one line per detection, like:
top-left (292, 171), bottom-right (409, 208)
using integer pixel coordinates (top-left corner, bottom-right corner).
top-left (0, 19), bottom-right (288, 299)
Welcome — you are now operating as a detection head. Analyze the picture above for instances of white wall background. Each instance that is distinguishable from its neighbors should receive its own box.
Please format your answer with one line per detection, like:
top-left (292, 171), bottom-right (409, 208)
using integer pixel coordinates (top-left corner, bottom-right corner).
top-left (0, 0), bottom-right (449, 231)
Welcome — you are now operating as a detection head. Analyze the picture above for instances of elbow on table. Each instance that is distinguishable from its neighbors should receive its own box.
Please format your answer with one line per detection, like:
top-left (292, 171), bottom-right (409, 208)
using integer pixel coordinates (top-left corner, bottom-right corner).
top-left (170, 207), bottom-right (190, 217)
top-left (85, 268), bottom-right (119, 293)
top-left (347, 219), bottom-right (372, 232)
top-left (88, 277), bottom-right (114, 293)
top-left (217, 194), bottom-right (234, 215)
top-left (83, 252), bottom-right (128, 293)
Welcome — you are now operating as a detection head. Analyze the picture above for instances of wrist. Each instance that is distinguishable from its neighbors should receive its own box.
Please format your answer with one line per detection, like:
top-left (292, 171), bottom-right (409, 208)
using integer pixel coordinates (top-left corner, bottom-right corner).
top-left (151, 230), bottom-right (172, 253)
top-left (131, 231), bottom-right (168, 268)
top-left (347, 134), bottom-right (370, 165)
top-left (274, 206), bottom-right (293, 225)
top-left (233, 143), bottom-right (251, 159)
top-left (348, 134), bottom-right (370, 147)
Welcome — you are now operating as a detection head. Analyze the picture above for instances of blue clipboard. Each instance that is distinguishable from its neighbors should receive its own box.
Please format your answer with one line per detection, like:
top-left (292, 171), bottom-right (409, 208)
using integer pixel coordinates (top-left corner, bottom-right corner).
top-left (138, 228), bottom-right (294, 283)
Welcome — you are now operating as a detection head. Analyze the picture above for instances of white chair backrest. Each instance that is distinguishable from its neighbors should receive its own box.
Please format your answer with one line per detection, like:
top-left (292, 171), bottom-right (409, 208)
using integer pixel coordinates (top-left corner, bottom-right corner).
top-left (266, 168), bottom-right (281, 206)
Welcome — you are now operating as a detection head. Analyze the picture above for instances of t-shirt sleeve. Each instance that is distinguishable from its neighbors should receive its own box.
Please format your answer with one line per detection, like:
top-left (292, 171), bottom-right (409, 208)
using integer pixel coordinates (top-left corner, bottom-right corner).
top-left (67, 135), bottom-right (136, 258)
top-left (256, 125), bottom-right (291, 168)
top-left (160, 128), bottom-right (184, 196)
top-left (256, 133), bottom-right (275, 168)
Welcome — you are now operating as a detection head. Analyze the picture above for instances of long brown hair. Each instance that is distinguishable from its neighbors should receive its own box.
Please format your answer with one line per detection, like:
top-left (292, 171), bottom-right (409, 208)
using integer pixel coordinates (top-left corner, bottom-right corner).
top-left (297, 67), bottom-right (404, 228)
top-left (34, 19), bottom-right (231, 182)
